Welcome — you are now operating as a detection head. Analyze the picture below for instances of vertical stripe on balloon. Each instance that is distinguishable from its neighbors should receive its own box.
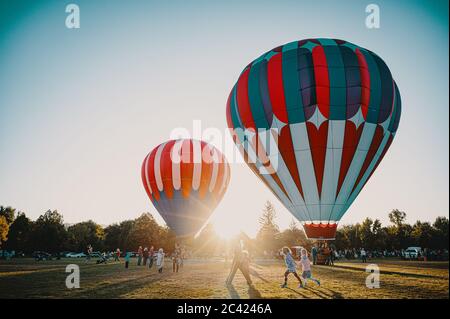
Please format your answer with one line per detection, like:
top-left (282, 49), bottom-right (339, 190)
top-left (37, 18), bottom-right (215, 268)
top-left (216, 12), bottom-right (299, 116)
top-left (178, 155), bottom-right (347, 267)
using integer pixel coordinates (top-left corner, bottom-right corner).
top-left (180, 139), bottom-right (193, 198)
top-left (267, 52), bottom-right (289, 123)
top-left (160, 140), bottom-right (176, 199)
top-left (312, 45), bottom-right (330, 118)
top-left (355, 48), bottom-right (370, 120)
top-left (154, 142), bottom-right (166, 192)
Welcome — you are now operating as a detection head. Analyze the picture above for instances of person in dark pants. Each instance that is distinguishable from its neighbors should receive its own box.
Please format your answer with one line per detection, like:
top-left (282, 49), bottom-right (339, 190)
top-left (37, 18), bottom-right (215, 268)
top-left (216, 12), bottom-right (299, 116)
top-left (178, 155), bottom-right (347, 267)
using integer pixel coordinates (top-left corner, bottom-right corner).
top-left (311, 245), bottom-right (318, 265)
top-left (226, 234), bottom-right (253, 286)
top-left (329, 247), bottom-right (335, 266)
top-left (137, 246), bottom-right (143, 266)
top-left (143, 247), bottom-right (149, 266)
top-left (148, 246), bottom-right (154, 269)
top-left (280, 247), bottom-right (303, 288)
top-left (361, 248), bottom-right (367, 263)
top-left (125, 252), bottom-right (130, 268)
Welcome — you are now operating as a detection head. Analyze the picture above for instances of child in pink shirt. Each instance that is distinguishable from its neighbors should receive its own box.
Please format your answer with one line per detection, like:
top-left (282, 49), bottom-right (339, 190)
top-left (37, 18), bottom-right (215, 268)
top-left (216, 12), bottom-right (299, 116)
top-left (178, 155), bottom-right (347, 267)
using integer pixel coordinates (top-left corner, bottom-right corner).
top-left (300, 248), bottom-right (320, 287)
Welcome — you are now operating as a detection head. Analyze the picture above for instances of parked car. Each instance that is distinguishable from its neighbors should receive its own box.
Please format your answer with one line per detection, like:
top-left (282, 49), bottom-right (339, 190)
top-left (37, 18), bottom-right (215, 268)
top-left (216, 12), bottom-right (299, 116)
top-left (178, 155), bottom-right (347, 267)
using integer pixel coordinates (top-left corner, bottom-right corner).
top-left (90, 251), bottom-right (102, 258)
top-left (66, 252), bottom-right (87, 258)
top-left (404, 247), bottom-right (422, 259)
top-left (32, 251), bottom-right (52, 261)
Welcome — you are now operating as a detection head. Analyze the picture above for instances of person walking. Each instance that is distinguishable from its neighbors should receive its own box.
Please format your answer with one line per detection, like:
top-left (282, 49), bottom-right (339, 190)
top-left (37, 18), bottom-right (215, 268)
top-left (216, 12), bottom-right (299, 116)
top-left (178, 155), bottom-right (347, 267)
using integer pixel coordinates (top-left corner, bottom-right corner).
top-left (226, 234), bottom-right (253, 286)
top-left (137, 246), bottom-right (143, 266)
top-left (299, 248), bottom-right (320, 287)
top-left (280, 247), bottom-right (303, 288)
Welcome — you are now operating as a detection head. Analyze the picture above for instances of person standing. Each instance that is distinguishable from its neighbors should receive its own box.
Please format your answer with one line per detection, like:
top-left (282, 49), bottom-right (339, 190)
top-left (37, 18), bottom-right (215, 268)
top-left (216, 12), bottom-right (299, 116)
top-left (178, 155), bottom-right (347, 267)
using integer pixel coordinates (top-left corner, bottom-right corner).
top-left (125, 252), bottom-right (130, 268)
top-left (156, 248), bottom-right (165, 273)
top-left (329, 246), bottom-right (335, 266)
top-left (85, 244), bottom-right (93, 264)
top-left (137, 246), bottom-right (143, 266)
top-left (361, 248), bottom-right (367, 263)
top-left (115, 248), bottom-right (121, 262)
top-left (148, 246), bottom-right (154, 269)
top-left (172, 244), bottom-right (180, 273)
top-left (143, 247), bottom-right (149, 266)
top-left (311, 245), bottom-right (318, 265)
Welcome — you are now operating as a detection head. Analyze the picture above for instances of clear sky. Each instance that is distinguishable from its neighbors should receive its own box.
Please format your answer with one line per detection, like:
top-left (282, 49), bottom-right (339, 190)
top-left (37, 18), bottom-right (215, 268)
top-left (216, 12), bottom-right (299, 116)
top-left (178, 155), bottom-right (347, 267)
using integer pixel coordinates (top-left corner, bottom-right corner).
top-left (0, 0), bottom-right (448, 238)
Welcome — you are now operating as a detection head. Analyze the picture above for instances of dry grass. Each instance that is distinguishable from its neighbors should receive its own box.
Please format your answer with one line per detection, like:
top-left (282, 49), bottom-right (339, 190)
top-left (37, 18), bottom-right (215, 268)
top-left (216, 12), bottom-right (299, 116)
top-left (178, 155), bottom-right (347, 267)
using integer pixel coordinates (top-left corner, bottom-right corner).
top-left (0, 258), bottom-right (448, 299)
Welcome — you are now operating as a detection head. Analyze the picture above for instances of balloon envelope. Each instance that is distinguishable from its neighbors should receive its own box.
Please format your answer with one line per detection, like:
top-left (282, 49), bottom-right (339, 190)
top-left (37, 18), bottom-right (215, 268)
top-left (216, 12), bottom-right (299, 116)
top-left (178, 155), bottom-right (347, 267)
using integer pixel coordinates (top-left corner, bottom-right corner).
top-left (141, 139), bottom-right (230, 237)
top-left (226, 38), bottom-right (401, 240)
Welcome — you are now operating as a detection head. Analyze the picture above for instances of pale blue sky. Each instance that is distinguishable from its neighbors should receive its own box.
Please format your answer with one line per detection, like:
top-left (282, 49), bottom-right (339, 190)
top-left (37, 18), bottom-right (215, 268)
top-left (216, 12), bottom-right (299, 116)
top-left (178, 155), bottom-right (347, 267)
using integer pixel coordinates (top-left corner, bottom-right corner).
top-left (0, 0), bottom-right (448, 237)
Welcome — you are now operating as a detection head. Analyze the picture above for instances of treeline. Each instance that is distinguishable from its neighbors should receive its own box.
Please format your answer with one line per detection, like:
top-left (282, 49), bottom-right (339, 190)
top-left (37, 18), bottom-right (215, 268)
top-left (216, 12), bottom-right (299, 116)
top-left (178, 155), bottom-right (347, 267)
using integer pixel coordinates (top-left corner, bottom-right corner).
top-left (0, 206), bottom-right (176, 253)
top-left (1, 204), bottom-right (449, 256)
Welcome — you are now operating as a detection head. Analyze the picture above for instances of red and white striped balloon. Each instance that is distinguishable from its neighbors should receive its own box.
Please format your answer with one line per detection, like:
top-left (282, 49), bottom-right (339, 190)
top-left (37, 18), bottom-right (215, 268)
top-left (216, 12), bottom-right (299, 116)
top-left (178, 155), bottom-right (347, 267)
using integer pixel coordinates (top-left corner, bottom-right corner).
top-left (141, 139), bottom-right (230, 237)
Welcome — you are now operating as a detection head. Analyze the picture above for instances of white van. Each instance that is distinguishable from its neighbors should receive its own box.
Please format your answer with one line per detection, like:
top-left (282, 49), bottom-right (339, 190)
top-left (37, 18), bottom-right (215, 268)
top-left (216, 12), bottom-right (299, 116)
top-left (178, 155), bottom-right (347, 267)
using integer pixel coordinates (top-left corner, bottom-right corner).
top-left (404, 247), bottom-right (422, 259)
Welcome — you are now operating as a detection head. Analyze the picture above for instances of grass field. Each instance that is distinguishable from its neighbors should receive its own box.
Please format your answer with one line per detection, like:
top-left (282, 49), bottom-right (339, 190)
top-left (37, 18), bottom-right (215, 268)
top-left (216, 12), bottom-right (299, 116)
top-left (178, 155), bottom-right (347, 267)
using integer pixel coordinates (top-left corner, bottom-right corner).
top-left (0, 258), bottom-right (448, 299)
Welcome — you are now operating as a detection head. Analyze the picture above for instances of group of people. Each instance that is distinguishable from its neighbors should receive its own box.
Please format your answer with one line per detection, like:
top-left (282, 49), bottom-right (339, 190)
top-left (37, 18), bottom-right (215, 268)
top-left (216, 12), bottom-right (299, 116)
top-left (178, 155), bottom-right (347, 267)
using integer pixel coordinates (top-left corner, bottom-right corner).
top-left (84, 243), bottom-right (185, 273)
top-left (126, 244), bottom-right (185, 273)
top-left (226, 234), bottom-right (320, 290)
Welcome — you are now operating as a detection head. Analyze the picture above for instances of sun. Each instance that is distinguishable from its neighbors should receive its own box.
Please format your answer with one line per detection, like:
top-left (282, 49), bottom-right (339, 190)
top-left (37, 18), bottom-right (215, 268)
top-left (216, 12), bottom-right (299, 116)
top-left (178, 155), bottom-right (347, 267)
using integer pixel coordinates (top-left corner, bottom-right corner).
top-left (211, 220), bottom-right (241, 240)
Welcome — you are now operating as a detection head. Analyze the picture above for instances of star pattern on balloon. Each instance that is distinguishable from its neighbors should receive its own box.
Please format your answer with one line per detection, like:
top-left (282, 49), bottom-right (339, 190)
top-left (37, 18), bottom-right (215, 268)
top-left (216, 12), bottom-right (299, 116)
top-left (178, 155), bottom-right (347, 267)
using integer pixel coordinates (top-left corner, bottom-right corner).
top-left (348, 106), bottom-right (365, 129)
top-left (306, 105), bottom-right (328, 129)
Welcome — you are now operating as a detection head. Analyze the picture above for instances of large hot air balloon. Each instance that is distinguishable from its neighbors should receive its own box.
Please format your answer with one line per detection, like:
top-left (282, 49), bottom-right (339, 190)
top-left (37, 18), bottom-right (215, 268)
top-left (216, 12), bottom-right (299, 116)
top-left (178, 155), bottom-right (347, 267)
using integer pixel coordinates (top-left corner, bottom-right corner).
top-left (141, 139), bottom-right (230, 237)
top-left (226, 38), bottom-right (401, 240)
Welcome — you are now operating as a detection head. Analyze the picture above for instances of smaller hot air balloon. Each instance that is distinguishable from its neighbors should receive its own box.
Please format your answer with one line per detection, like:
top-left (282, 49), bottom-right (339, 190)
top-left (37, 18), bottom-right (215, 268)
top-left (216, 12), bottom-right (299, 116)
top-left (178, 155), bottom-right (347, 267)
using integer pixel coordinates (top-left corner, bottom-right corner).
top-left (141, 139), bottom-right (230, 237)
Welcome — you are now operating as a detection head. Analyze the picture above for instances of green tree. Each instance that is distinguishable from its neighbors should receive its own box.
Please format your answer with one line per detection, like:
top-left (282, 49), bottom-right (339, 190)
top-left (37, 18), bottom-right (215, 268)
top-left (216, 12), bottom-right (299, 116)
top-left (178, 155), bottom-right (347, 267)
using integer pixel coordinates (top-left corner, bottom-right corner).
top-left (433, 216), bottom-right (449, 249)
top-left (387, 209), bottom-right (412, 249)
top-left (411, 221), bottom-right (435, 249)
top-left (128, 213), bottom-right (161, 250)
top-left (104, 223), bottom-right (122, 251)
top-left (117, 220), bottom-right (135, 252)
top-left (359, 218), bottom-right (383, 250)
top-left (336, 224), bottom-right (361, 250)
top-left (256, 201), bottom-right (280, 254)
top-left (5, 212), bottom-right (32, 252)
top-left (279, 219), bottom-right (309, 248)
top-left (66, 220), bottom-right (105, 252)
top-left (389, 209), bottom-right (406, 226)
top-left (28, 210), bottom-right (67, 253)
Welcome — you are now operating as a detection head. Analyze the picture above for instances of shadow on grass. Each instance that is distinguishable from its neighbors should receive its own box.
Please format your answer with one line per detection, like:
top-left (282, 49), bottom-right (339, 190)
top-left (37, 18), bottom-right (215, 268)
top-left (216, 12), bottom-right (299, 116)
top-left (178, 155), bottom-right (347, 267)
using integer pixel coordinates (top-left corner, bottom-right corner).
top-left (66, 272), bottom-right (175, 299)
top-left (285, 287), bottom-right (309, 298)
top-left (248, 285), bottom-right (262, 298)
top-left (249, 266), bottom-right (269, 283)
top-left (226, 283), bottom-right (240, 299)
top-left (332, 264), bottom-right (448, 280)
